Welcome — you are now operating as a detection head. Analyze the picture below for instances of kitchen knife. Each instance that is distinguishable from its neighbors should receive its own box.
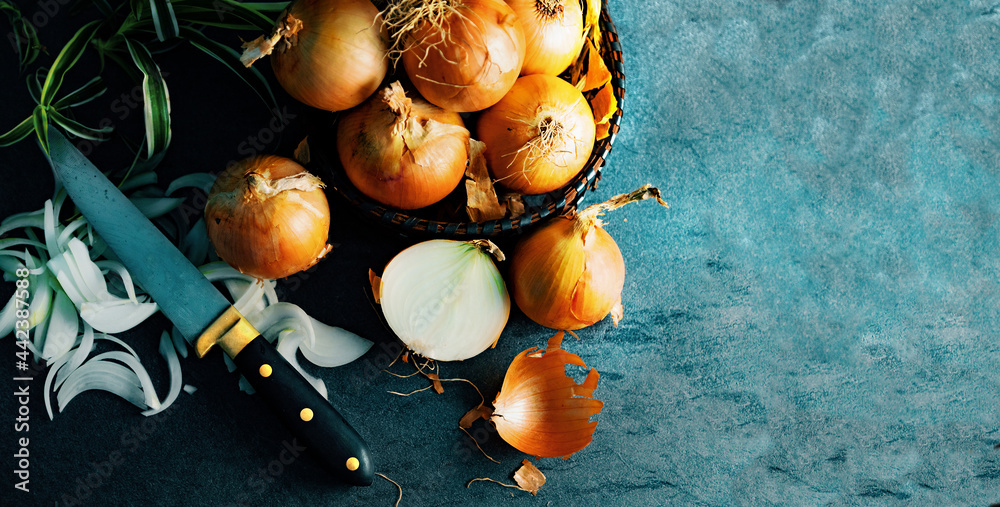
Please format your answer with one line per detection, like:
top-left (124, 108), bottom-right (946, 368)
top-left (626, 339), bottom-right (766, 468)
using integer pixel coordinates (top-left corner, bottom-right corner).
top-left (45, 130), bottom-right (374, 487)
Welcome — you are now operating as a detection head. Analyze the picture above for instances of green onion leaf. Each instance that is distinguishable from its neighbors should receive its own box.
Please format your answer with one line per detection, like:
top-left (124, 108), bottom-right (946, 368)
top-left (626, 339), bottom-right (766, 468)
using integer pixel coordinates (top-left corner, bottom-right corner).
top-left (26, 68), bottom-right (46, 104)
top-left (0, 116), bottom-right (33, 147)
top-left (53, 76), bottom-right (108, 109)
top-left (148, 0), bottom-right (180, 41)
top-left (33, 105), bottom-right (49, 154)
top-left (130, 0), bottom-right (145, 19)
top-left (241, 2), bottom-right (291, 13)
top-left (124, 38), bottom-right (172, 159)
top-left (1, 0), bottom-right (42, 72)
top-left (169, 4), bottom-right (263, 30)
top-left (49, 109), bottom-right (114, 142)
top-left (205, 0), bottom-right (279, 31)
top-left (180, 26), bottom-right (279, 114)
top-left (40, 20), bottom-right (102, 107)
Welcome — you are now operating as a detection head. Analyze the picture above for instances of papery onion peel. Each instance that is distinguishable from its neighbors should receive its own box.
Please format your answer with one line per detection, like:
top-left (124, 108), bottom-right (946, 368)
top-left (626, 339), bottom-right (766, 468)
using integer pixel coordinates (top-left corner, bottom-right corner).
top-left (489, 330), bottom-right (602, 459)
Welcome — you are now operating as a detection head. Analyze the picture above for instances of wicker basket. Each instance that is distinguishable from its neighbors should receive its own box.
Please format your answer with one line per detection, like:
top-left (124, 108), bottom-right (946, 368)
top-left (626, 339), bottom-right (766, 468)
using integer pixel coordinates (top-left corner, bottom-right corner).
top-left (321, 3), bottom-right (625, 238)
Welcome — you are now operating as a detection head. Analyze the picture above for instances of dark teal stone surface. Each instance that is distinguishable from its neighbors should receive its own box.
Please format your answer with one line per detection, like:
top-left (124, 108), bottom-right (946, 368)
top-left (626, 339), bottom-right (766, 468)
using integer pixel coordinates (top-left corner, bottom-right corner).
top-left (1, 0), bottom-right (998, 505)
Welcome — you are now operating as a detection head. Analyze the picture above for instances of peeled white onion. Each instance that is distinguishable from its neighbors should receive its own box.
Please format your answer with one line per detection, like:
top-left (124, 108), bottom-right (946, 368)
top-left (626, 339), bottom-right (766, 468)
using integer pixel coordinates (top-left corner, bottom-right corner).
top-left (375, 239), bottom-right (510, 361)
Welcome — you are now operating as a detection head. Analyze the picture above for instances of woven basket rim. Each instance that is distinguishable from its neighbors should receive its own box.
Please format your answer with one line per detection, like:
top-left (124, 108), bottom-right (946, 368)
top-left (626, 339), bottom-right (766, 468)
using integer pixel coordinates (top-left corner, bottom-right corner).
top-left (322, 3), bottom-right (626, 239)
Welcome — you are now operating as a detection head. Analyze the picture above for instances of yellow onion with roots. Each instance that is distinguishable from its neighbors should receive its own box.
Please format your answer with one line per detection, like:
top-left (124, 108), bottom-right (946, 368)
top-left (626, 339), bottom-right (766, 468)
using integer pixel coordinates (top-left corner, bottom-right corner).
top-left (477, 74), bottom-right (595, 194)
top-left (383, 0), bottom-right (526, 112)
top-left (337, 81), bottom-right (470, 210)
top-left (506, 0), bottom-right (585, 76)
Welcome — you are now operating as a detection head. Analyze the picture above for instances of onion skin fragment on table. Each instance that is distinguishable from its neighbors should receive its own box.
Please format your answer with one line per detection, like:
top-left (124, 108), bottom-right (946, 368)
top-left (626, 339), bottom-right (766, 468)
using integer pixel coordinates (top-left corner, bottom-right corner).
top-left (487, 330), bottom-right (603, 459)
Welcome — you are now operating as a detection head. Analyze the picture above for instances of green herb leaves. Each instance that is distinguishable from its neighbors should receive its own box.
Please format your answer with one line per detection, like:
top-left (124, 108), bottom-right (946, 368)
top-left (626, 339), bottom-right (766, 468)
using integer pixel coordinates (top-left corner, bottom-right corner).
top-left (0, 0), bottom-right (287, 167)
top-left (0, 0), bottom-right (41, 72)
top-left (124, 38), bottom-right (172, 159)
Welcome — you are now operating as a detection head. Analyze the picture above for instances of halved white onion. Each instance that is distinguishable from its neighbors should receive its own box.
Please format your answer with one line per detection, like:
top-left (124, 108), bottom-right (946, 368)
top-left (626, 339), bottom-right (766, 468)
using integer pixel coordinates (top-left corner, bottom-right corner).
top-left (377, 239), bottom-right (510, 361)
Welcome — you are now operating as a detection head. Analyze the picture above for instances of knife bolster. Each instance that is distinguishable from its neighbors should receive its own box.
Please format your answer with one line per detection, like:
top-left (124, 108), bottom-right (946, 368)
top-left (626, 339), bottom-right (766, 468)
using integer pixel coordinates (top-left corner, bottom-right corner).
top-left (195, 305), bottom-right (259, 359)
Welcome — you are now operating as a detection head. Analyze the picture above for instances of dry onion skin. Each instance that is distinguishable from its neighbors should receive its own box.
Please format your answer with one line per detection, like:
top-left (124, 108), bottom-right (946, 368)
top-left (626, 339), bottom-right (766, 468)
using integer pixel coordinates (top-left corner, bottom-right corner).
top-left (383, 0), bottom-right (526, 112)
top-left (509, 185), bottom-right (668, 330)
top-left (240, 0), bottom-right (388, 112)
top-left (373, 239), bottom-right (510, 361)
top-left (204, 155), bottom-right (333, 280)
top-left (337, 81), bottom-right (471, 210)
top-left (477, 74), bottom-right (596, 194)
top-left (507, 0), bottom-right (585, 76)
top-left (490, 330), bottom-right (602, 458)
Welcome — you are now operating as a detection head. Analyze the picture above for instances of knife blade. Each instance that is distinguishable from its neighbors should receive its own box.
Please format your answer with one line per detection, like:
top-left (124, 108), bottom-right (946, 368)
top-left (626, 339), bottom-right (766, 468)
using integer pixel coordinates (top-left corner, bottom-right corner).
top-left (45, 130), bottom-right (374, 487)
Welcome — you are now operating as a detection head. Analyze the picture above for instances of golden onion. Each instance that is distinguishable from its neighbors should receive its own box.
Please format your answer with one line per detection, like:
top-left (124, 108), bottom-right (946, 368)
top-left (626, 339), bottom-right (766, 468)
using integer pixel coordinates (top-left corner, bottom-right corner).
top-left (490, 330), bottom-right (603, 458)
top-left (385, 0), bottom-right (526, 112)
top-left (508, 185), bottom-right (667, 330)
top-left (240, 0), bottom-right (388, 112)
top-left (337, 81), bottom-right (470, 210)
top-left (506, 0), bottom-right (585, 76)
top-left (477, 74), bottom-right (595, 194)
top-left (204, 156), bottom-right (333, 280)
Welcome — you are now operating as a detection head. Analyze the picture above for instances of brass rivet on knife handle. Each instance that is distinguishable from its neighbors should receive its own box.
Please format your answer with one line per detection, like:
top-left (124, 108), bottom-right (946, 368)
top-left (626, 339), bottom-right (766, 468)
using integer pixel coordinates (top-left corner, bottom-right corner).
top-left (195, 305), bottom-right (260, 359)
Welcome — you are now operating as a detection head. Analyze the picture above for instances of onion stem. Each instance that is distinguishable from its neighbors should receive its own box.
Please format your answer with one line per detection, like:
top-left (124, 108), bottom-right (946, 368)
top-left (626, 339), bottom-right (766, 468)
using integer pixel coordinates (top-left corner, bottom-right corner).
top-left (240, 12), bottom-right (304, 67)
top-left (573, 184), bottom-right (669, 233)
top-left (469, 238), bottom-right (505, 261)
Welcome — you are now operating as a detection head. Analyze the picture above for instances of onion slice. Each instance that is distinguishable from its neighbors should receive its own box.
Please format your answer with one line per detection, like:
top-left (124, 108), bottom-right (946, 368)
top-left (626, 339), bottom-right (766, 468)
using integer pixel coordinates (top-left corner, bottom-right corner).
top-left (54, 324), bottom-right (95, 389)
top-left (50, 332), bottom-right (173, 416)
top-left (41, 290), bottom-right (79, 361)
top-left (299, 318), bottom-right (373, 368)
top-left (142, 331), bottom-right (182, 416)
top-left (56, 358), bottom-right (149, 413)
top-left (79, 299), bottom-right (159, 334)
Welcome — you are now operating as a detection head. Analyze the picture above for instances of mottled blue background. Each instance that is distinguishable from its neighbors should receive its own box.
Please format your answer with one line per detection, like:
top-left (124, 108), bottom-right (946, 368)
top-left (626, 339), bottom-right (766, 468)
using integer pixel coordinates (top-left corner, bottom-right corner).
top-left (1, 0), bottom-right (999, 505)
top-left (603, 0), bottom-right (1000, 504)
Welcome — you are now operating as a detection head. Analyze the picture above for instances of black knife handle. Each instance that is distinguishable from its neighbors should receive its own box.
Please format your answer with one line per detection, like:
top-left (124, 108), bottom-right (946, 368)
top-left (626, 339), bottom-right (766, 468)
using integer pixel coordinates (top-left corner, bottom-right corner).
top-left (233, 335), bottom-right (374, 486)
